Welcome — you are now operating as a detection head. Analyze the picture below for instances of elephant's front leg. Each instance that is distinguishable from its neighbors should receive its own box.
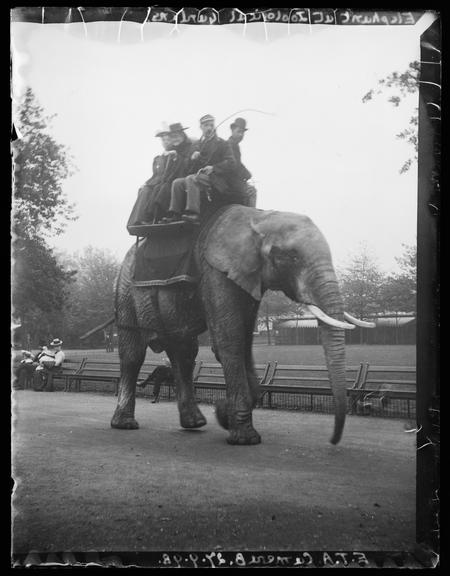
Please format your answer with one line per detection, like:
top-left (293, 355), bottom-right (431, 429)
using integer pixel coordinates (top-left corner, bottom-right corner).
top-left (166, 338), bottom-right (206, 429)
top-left (217, 356), bottom-right (261, 445)
top-left (201, 266), bottom-right (261, 445)
top-left (111, 328), bottom-right (146, 430)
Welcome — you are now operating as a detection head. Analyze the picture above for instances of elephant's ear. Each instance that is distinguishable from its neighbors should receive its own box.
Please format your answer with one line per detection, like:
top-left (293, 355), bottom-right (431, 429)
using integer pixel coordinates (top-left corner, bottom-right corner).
top-left (204, 206), bottom-right (266, 301)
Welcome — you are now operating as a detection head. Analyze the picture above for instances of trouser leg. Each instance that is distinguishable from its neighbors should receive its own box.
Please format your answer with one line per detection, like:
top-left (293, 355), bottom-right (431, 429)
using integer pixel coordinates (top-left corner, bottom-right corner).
top-left (151, 380), bottom-right (161, 402)
top-left (33, 369), bottom-right (46, 391)
top-left (168, 178), bottom-right (187, 214)
top-left (185, 174), bottom-right (203, 214)
top-left (243, 184), bottom-right (257, 208)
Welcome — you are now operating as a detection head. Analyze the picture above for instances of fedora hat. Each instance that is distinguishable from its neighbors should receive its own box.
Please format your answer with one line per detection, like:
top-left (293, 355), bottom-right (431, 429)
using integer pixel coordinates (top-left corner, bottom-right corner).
top-left (199, 114), bottom-right (215, 124)
top-left (155, 122), bottom-right (171, 137)
top-left (169, 122), bottom-right (189, 133)
top-left (49, 338), bottom-right (63, 347)
top-left (230, 117), bottom-right (248, 131)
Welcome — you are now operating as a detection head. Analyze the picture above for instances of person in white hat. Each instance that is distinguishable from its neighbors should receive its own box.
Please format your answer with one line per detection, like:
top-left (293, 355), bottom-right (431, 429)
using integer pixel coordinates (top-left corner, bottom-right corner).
top-left (33, 339), bottom-right (65, 392)
top-left (126, 122), bottom-right (176, 229)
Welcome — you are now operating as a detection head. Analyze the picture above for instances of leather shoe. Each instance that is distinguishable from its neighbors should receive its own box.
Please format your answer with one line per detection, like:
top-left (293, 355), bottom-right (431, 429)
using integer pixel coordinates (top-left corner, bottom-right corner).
top-left (161, 213), bottom-right (182, 223)
top-left (181, 212), bottom-right (200, 224)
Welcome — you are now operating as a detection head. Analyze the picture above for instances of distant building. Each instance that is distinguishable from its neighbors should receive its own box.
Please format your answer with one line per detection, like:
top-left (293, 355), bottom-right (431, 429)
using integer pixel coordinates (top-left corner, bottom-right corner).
top-left (274, 315), bottom-right (416, 345)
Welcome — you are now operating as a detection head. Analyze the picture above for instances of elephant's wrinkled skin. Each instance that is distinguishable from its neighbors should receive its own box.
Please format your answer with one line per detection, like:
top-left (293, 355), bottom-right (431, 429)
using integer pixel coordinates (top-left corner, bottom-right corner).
top-left (112, 205), bottom-right (351, 445)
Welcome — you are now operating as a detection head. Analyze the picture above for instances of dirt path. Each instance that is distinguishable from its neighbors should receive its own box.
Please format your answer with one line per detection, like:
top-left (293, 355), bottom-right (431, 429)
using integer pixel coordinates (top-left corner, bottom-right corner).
top-left (12, 391), bottom-right (415, 552)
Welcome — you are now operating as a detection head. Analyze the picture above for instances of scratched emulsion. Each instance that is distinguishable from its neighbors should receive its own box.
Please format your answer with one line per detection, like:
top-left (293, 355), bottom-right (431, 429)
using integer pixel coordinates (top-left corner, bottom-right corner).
top-left (11, 6), bottom-right (438, 568)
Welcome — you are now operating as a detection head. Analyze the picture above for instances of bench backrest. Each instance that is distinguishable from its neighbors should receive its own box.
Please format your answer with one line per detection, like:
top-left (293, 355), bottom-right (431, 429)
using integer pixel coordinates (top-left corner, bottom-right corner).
top-left (65, 358), bottom-right (416, 399)
top-left (60, 358), bottom-right (86, 374)
top-left (268, 363), bottom-right (363, 388)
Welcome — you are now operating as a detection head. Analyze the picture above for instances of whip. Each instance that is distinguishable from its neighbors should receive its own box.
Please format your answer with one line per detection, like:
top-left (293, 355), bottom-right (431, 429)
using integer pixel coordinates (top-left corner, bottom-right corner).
top-left (214, 108), bottom-right (277, 132)
top-left (196, 108), bottom-right (277, 170)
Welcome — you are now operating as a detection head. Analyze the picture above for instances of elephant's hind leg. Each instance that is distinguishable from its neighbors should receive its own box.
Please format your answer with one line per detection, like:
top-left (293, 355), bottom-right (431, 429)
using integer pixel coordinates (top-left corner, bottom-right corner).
top-left (166, 337), bottom-right (206, 429)
top-left (111, 328), bottom-right (146, 430)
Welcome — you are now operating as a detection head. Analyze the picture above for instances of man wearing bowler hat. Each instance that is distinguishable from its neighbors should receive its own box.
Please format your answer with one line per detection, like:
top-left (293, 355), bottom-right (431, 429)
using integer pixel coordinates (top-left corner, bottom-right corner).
top-left (228, 117), bottom-right (257, 208)
top-left (163, 114), bottom-right (236, 224)
top-left (127, 123), bottom-right (177, 229)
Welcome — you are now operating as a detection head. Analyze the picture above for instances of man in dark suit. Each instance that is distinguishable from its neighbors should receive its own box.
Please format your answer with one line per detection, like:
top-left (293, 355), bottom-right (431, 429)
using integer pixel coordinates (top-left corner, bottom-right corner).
top-left (228, 117), bottom-right (257, 208)
top-left (137, 359), bottom-right (174, 403)
top-left (163, 114), bottom-right (237, 224)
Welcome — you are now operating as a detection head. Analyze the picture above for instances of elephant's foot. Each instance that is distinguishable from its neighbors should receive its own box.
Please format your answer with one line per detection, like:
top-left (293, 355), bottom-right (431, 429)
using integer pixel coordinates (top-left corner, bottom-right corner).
top-left (179, 403), bottom-right (207, 429)
top-left (227, 425), bottom-right (261, 446)
top-left (215, 399), bottom-right (229, 430)
top-left (111, 408), bottom-right (139, 430)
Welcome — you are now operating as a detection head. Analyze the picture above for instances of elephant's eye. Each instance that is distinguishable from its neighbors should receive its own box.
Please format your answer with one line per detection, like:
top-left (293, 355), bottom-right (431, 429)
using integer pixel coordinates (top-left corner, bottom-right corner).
top-left (287, 250), bottom-right (300, 262)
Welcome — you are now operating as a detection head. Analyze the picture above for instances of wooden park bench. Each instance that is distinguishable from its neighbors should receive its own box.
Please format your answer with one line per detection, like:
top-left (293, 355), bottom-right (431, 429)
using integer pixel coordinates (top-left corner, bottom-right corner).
top-left (257, 362), bottom-right (366, 410)
top-left (58, 356), bottom-right (416, 418)
top-left (350, 365), bottom-right (416, 417)
top-left (65, 358), bottom-right (175, 397)
top-left (19, 357), bottom-right (86, 390)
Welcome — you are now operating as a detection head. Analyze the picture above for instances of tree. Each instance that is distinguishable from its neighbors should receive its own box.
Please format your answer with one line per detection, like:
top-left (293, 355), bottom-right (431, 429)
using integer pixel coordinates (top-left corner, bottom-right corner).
top-left (11, 89), bottom-right (77, 346)
top-left (362, 61), bottom-right (419, 173)
top-left (12, 237), bottom-right (77, 345)
top-left (12, 88), bottom-right (77, 239)
top-left (61, 247), bottom-right (120, 346)
top-left (379, 243), bottom-right (417, 314)
top-left (338, 245), bottom-right (385, 321)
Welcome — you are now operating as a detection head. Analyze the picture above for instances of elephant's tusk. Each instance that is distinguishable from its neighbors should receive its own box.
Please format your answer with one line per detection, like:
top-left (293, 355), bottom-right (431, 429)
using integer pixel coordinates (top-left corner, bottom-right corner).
top-left (343, 312), bottom-right (376, 328)
top-left (307, 305), bottom-right (355, 330)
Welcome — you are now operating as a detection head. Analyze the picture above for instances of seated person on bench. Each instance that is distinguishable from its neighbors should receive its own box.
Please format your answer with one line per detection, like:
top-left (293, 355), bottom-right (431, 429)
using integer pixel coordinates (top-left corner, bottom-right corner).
top-left (162, 114), bottom-right (236, 224)
top-left (137, 358), bottom-right (174, 403)
top-left (15, 349), bottom-right (39, 389)
top-left (33, 339), bottom-right (65, 392)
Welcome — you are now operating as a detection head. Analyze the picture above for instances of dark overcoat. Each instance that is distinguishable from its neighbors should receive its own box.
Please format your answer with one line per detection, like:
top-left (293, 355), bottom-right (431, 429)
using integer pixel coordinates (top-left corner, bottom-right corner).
top-left (151, 137), bottom-right (195, 218)
top-left (127, 152), bottom-right (173, 227)
top-left (190, 135), bottom-right (236, 196)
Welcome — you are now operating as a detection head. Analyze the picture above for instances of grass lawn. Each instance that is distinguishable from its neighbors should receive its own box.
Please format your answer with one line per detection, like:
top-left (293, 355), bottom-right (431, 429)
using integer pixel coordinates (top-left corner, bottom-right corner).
top-left (66, 344), bottom-right (416, 367)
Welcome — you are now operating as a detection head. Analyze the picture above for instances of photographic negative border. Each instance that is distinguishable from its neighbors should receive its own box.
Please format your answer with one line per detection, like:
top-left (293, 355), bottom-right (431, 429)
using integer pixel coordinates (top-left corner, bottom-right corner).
top-left (10, 6), bottom-right (440, 568)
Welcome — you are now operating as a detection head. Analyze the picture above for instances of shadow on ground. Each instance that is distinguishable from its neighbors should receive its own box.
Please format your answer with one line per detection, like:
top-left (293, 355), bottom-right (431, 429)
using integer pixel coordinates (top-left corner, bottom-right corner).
top-left (12, 391), bottom-right (415, 552)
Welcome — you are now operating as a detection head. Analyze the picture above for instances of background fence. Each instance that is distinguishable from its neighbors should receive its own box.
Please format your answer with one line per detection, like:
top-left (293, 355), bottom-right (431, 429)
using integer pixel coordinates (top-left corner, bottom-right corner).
top-left (42, 358), bottom-right (416, 420)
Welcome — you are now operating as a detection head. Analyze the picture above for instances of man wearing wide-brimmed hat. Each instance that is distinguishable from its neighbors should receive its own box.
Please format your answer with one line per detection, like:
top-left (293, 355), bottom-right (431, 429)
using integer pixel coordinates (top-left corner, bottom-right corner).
top-left (127, 123), bottom-right (177, 229)
top-left (33, 338), bottom-right (65, 392)
top-left (151, 122), bottom-right (196, 223)
top-left (228, 117), bottom-right (257, 208)
top-left (163, 114), bottom-right (237, 224)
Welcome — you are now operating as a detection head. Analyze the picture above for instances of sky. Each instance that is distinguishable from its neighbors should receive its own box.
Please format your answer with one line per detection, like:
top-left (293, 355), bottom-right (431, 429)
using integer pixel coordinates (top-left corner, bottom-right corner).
top-left (11, 14), bottom-right (436, 273)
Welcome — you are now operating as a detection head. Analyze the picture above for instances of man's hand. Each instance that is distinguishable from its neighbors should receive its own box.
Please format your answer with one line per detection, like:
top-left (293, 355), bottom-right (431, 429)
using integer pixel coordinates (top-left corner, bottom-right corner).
top-left (200, 165), bottom-right (213, 175)
top-left (191, 151), bottom-right (201, 160)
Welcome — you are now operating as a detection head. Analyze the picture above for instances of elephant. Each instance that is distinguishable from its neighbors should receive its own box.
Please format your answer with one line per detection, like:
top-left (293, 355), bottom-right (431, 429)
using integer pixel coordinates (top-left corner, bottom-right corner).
top-left (111, 204), bottom-right (374, 445)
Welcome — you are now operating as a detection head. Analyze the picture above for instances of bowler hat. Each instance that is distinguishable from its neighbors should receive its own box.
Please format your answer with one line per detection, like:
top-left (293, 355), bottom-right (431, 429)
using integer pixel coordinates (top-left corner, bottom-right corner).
top-left (200, 114), bottom-right (215, 124)
top-left (155, 122), bottom-right (170, 137)
top-left (230, 117), bottom-right (248, 131)
top-left (169, 122), bottom-right (189, 133)
top-left (49, 338), bottom-right (63, 347)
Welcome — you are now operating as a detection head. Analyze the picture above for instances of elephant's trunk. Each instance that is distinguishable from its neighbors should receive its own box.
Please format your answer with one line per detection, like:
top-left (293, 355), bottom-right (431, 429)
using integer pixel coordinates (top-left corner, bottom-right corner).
top-left (299, 264), bottom-right (348, 444)
top-left (319, 325), bottom-right (347, 444)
